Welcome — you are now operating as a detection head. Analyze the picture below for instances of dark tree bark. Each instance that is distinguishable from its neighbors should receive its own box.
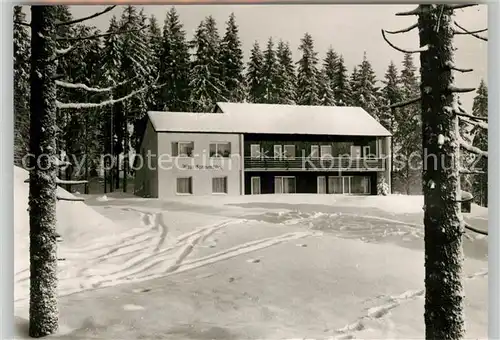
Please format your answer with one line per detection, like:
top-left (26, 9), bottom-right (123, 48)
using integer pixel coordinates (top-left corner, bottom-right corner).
top-left (123, 128), bottom-right (128, 193)
top-left (29, 5), bottom-right (59, 338)
top-left (418, 5), bottom-right (465, 339)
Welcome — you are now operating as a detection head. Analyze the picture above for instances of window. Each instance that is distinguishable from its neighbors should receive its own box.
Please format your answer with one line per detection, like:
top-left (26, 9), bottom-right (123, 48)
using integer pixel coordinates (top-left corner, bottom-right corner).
top-left (172, 142), bottom-right (194, 157)
top-left (250, 144), bottom-right (261, 158)
top-left (320, 145), bottom-right (332, 158)
top-left (363, 146), bottom-right (374, 158)
top-left (176, 177), bottom-right (193, 194)
top-left (274, 176), bottom-right (296, 194)
top-left (310, 145), bottom-right (319, 158)
top-left (212, 177), bottom-right (228, 194)
top-left (251, 177), bottom-right (261, 195)
top-left (328, 176), bottom-right (344, 194)
top-left (210, 142), bottom-right (231, 157)
top-left (350, 145), bottom-right (362, 158)
top-left (283, 145), bottom-right (296, 159)
top-left (274, 145), bottom-right (283, 159)
top-left (351, 176), bottom-right (370, 194)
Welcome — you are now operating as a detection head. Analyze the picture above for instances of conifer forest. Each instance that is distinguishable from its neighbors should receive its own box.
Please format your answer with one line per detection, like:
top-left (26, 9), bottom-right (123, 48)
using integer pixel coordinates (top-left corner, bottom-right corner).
top-left (12, 4), bottom-right (488, 340)
top-left (13, 4), bottom-right (488, 205)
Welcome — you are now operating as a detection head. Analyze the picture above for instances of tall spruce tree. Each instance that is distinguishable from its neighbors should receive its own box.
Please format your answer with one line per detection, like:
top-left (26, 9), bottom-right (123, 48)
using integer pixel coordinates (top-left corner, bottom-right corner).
top-left (275, 40), bottom-right (296, 104)
top-left (261, 38), bottom-right (280, 103)
top-left (61, 24), bottom-right (104, 191)
top-left (101, 15), bottom-right (122, 192)
top-left (349, 66), bottom-right (359, 103)
top-left (14, 6), bottom-right (31, 167)
top-left (28, 6), bottom-right (59, 336)
top-left (147, 15), bottom-right (163, 111)
top-left (317, 68), bottom-right (335, 106)
top-left (322, 47), bottom-right (338, 104)
top-left (246, 41), bottom-right (265, 103)
top-left (160, 7), bottom-right (191, 112)
top-left (351, 52), bottom-right (381, 119)
top-left (381, 61), bottom-right (401, 193)
top-left (220, 13), bottom-right (245, 102)
top-left (470, 80), bottom-right (488, 206)
top-left (395, 53), bottom-right (421, 194)
top-left (333, 55), bottom-right (350, 106)
top-left (296, 33), bottom-right (319, 105)
top-left (189, 16), bottom-right (224, 112)
top-left (25, 6), bottom-right (161, 334)
top-left (117, 6), bottom-right (154, 191)
top-left (381, 61), bottom-right (401, 132)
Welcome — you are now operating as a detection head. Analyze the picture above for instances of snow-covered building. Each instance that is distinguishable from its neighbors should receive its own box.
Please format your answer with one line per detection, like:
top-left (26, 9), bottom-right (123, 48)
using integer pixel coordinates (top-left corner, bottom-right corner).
top-left (134, 102), bottom-right (392, 198)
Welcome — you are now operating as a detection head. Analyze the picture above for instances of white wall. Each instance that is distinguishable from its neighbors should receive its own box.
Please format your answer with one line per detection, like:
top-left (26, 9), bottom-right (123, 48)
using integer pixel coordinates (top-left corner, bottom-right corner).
top-left (156, 132), bottom-right (242, 198)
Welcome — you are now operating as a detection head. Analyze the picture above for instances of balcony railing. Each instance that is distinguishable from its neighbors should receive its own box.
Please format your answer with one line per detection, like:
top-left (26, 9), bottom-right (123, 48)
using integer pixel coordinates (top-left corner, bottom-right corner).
top-left (244, 156), bottom-right (386, 171)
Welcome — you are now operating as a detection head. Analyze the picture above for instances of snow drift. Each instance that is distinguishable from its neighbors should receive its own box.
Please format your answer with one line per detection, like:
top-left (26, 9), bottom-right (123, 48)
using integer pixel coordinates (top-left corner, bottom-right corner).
top-left (14, 166), bottom-right (124, 287)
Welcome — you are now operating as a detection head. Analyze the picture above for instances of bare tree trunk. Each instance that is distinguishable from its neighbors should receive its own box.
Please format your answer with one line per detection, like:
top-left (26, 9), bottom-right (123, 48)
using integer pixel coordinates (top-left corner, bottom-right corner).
top-left (405, 156), bottom-right (411, 195)
top-left (29, 5), bottom-right (59, 337)
top-left (419, 5), bottom-right (465, 339)
top-left (123, 127), bottom-right (128, 193)
top-left (84, 114), bottom-right (89, 194)
top-left (390, 113), bottom-right (395, 194)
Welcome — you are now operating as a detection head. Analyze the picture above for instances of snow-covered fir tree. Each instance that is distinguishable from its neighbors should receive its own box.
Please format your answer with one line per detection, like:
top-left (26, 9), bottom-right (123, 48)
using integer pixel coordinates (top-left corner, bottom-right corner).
top-left (13, 6), bottom-right (30, 166)
top-left (261, 38), bottom-right (280, 104)
top-left (317, 68), bottom-right (335, 106)
top-left (246, 41), bottom-right (265, 103)
top-left (296, 33), bottom-right (319, 106)
top-left (275, 40), bottom-right (296, 104)
top-left (147, 15), bottom-right (163, 111)
top-left (351, 52), bottom-right (381, 119)
top-left (394, 53), bottom-right (421, 195)
top-left (53, 5), bottom-right (74, 170)
top-left (381, 61), bottom-right (401, 132)
top-left (116, 6), bottom-right (155, 191)
top-left (61, 23), bottom-right (104, 189)
top-left (322, 47), bottom-right (338, 104)
top-left (470, 80), bottom-right (488, 206)
top-left (220, 13), bottom-right (246, 103)
top-left (160, 7), bottom-right (191, 112)
top-left (189, 16), bottom-right (224, 112)
top-left (100, 15), bottom-right (122, 191)
top-left (333, 55), bottom-right (350, 106)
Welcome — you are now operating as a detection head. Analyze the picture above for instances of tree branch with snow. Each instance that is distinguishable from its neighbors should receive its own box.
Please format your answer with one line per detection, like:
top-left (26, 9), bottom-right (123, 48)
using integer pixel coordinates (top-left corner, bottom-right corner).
top-left (385, 23), bottom-right (418, 34)
top-left (56, 80), bottom-right (166, 110)
top-left (55, 179), bottom-right (89, 185)
top-left (455, 110), bottom-right (488, 122)
top-left (57, 25), bottom-right (148, 43)
top-left (381, 30), bottom-right (430, 54)
top-left (448, 86), bottom-right (476, 94)
top-left (385, 96), bottom-right (421, 109)
top-left (458, 116), bottom-right (488, 130)
top-left (56, 196), bottom-right (85, 202)
top-left (454, 21), bottom-right (488, 41)
top-left (395, 6), bottom-right (425, 16)
top-left (14, 20), bottom-right (30, 27)
top-left (459, 169), bottom-right (486, 175)
top-left (464, 223), bottom-right (488, 236)
top-left (459, 139), bottom-right (488, 158)
top-left (447, 4), bottom-right (479, 11)
top-left (56, 6), bottom-right (116, 27)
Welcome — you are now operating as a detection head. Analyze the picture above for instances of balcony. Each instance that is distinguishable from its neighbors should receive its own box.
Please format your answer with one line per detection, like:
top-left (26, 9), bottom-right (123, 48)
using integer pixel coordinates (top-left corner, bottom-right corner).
top-left (244, 156), bottom-right (386, 171)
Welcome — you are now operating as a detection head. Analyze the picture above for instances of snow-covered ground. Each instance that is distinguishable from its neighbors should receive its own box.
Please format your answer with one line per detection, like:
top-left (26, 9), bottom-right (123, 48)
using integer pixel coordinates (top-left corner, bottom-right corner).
top-left (14, 166), bottom-right (488, 339)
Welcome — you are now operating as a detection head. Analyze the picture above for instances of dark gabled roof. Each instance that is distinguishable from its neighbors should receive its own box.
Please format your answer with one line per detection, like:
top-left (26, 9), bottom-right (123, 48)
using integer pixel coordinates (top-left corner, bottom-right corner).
top-left (148, 102), bottom-right (391, 137)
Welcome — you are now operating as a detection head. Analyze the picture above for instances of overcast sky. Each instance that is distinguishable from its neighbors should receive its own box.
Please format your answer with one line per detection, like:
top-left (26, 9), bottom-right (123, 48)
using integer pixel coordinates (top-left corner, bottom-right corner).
top-left (67, 4), bottom-right (488, 111)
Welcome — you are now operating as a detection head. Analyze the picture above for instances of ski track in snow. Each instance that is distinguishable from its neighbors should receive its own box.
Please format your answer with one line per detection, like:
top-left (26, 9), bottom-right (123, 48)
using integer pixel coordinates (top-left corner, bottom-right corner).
top-left (14, 207), bottom-right (319, 304)
top-left (334, 269), bottom-right (488, 339)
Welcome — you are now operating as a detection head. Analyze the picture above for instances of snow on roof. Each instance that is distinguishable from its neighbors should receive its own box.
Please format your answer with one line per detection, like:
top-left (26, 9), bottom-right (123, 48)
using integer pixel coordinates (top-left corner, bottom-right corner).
top-left (148, 102), bottom-right (391, 137)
